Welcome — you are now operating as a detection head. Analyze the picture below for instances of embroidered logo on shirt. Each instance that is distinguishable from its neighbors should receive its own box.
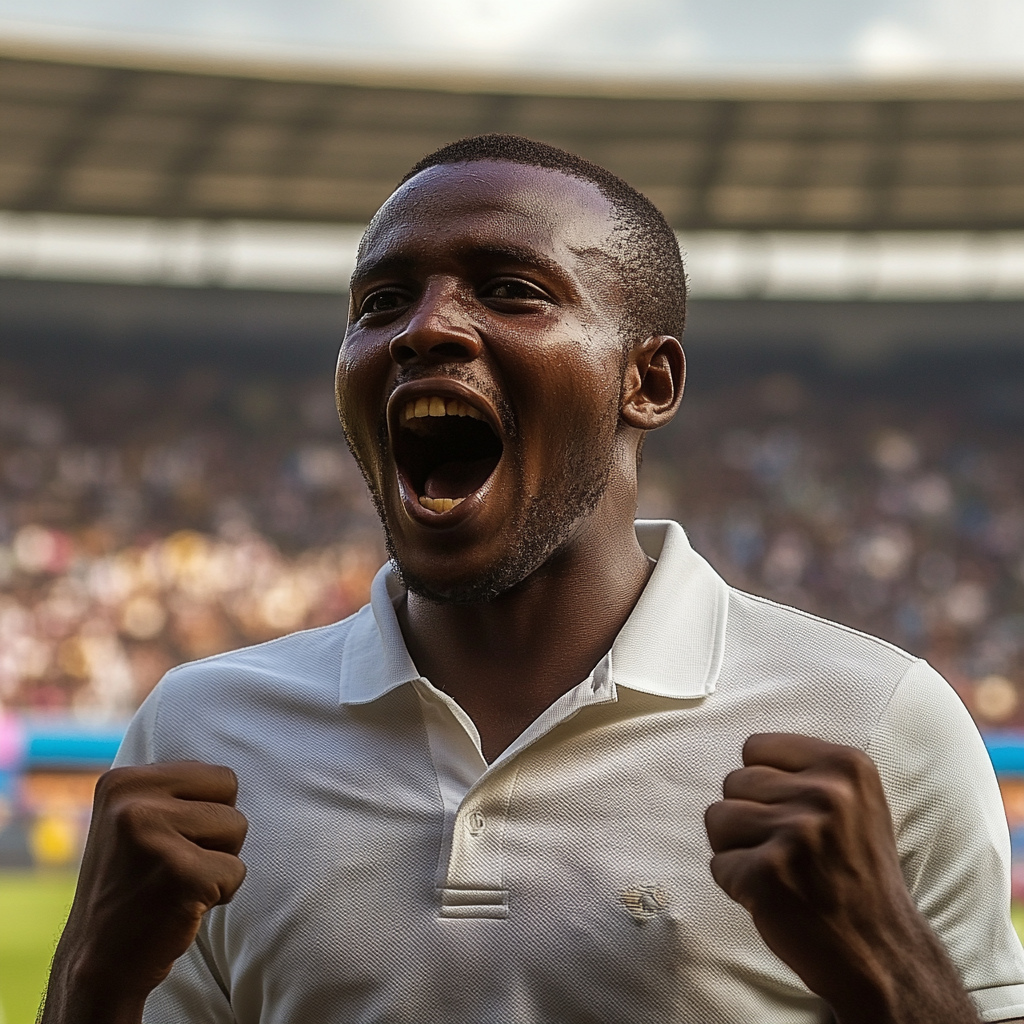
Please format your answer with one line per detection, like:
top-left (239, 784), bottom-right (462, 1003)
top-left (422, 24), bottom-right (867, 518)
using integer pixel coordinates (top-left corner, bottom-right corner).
top-left (619, 885), bottom-right (671, 921)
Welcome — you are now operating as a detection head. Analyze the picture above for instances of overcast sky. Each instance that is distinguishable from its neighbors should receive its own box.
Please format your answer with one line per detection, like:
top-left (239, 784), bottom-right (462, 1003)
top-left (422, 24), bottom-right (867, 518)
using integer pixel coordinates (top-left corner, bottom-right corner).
top-left (3, 0), bottom-right (1024, 77)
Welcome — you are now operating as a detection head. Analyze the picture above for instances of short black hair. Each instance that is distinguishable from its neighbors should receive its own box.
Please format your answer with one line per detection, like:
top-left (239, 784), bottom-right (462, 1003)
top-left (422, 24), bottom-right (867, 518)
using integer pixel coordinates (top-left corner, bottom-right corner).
top-left (397, 134), bottom-right (686, 347)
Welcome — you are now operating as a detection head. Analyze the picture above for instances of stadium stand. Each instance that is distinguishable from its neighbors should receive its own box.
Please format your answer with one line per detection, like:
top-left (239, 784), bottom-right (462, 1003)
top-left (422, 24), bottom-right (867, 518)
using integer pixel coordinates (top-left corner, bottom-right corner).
top-left (1, 38), bottom-right (1024, 879)
top-left (0, 352), bottom-right (1022, 730)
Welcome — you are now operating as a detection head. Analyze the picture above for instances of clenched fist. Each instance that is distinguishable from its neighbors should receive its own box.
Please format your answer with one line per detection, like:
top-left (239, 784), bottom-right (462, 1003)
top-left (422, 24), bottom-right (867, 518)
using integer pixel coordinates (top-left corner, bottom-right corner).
top-left (41, 761), bottom-right (248, 1024)
top-left (705, 734), bottom-right (980, 1024)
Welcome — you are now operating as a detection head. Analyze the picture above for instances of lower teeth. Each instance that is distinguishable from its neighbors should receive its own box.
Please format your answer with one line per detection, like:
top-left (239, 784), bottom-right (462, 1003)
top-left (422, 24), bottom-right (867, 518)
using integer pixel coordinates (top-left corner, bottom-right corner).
top-left (418, 496), bottom-right (465, 513)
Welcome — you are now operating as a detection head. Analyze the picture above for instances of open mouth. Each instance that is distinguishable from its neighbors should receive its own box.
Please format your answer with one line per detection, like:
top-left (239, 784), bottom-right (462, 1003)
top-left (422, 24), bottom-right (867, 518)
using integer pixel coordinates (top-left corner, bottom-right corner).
top-left (392, 394), bottom-right (503, 514)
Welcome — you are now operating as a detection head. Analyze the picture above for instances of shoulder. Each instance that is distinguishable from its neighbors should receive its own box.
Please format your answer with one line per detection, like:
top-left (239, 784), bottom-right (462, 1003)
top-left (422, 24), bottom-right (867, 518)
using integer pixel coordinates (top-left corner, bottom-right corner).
top-left (722, 585), bottom-right (916, 696)
top-left (868, 657), bottom-right (1002, 832)
top-left (115, 610), bottom-right (368, 766)
top-left (160, 611), bottom-right (363, 702)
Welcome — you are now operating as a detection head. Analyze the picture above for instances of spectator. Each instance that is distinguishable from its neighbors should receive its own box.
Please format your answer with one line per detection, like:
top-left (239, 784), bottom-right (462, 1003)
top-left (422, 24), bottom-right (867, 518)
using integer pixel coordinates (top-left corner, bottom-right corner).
top-left (1, 358), bottom-right (1022, 733)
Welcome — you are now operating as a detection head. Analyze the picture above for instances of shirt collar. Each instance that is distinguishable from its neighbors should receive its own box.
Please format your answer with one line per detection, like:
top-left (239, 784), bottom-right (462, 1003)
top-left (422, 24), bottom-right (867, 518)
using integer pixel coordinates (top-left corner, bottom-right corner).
top-left (339, 519), bottom-right (729, 705)
top-left (608, 520), bottom-right (728, 698)
top-left (338, 566), bottom-right (420, 704)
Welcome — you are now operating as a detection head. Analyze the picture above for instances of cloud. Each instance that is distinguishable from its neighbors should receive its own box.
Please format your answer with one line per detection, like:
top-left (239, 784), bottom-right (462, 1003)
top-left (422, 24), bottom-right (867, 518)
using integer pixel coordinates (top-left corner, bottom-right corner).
top-left (392, 0), bottom-right (588, 52)
top-left (2, 0), bottom-right (1024, 76)
top-left (852, 19), bottom-right (937, 73)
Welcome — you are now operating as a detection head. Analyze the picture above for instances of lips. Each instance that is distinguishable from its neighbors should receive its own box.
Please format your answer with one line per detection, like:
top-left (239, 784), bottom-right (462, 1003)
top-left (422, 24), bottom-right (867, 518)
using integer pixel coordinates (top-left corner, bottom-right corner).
top-left (389, 384), bottom-right (504, 518)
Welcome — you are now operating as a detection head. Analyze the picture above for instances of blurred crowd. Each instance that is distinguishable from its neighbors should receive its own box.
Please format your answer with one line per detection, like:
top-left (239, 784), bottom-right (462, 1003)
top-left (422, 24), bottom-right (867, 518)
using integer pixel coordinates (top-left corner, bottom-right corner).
top-left (1, 355), bottom-right (1023, 733)
top-left (0, 358), bottom-right (384, 720)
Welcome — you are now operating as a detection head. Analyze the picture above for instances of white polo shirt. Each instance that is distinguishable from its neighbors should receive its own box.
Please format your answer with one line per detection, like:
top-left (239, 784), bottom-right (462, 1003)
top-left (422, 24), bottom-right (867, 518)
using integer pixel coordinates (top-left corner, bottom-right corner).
top-left (116, 520), bottom-right (1024, 1024)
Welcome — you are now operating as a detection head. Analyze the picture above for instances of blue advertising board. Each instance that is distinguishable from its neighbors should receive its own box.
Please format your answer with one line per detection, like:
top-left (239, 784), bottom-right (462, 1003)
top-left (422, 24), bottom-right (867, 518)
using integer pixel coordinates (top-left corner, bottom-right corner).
top-left (4, 717), bottom-right (1024, 777)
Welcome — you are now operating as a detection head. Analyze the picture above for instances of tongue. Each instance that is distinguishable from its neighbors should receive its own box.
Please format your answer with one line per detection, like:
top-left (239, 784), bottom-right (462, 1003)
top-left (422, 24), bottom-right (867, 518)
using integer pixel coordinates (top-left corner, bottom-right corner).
top-left (424, 457), bottom-right (498, 499)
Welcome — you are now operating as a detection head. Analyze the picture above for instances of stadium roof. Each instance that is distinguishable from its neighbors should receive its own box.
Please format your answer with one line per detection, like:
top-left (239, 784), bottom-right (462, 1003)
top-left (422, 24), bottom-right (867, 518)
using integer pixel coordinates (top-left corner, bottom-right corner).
top-left (4, 40), bottom-right (1024, 231)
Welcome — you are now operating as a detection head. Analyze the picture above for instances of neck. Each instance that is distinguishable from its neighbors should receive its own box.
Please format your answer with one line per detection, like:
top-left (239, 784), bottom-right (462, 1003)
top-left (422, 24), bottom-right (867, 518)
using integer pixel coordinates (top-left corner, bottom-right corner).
top-left (398, 474), bottom-right (652, 762)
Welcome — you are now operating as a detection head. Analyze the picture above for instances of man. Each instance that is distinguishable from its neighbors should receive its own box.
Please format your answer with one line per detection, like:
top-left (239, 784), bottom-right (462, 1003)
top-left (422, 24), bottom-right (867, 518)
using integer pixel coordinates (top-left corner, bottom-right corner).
top-left (43, 135), bottom-right (1024, 1023)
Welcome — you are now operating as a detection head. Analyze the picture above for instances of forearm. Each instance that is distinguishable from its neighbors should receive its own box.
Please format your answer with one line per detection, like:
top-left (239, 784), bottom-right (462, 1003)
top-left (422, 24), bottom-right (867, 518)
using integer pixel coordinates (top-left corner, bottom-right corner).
top-left (39, 940), bottom-right (149, 1024)
top-left (827, 914), bottom-right (979, 1024)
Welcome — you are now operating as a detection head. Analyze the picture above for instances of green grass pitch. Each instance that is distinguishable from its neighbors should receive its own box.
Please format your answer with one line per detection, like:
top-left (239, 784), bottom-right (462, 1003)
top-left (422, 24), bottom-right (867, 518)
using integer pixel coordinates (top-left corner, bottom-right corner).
top-left (0, 873), bottom-right (77, 1024)
top-left (0, 872), bottom-right (1022, 1023)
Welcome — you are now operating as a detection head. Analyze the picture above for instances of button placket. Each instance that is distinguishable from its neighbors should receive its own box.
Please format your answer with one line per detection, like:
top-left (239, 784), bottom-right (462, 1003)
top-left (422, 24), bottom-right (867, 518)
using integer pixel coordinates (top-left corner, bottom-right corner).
top-left (440, 768), bottom-right (517, 918)
top-left (448, 785), bottom-right (506, 888)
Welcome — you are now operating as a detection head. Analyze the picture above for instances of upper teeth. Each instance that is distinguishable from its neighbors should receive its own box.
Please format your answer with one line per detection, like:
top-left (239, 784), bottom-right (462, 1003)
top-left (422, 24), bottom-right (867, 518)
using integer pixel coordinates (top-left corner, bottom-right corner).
top-left (400, 396), bottom-right (485, 423)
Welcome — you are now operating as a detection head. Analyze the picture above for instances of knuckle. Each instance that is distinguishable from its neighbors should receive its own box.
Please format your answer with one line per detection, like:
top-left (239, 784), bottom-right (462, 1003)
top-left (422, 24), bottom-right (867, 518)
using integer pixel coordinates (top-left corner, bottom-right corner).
top-left (822, 744), bottom-right (871, 778)
top-left (232, 808), bottom-right (250, 840)
top-left (163, 846), bottom-right (217, 902)
top-left (741, 733), bottom-right (768, 761)
top-left (709, 850), bottom-right (741, 890)
top-left (716, 851), bottom-right (767, 909)
top-left (805, 777), bottom-right (850, 813)
top-left (703, 801), bottom-right (733, 842)
top-left (220, 859), bottom-right (248, 903)
top-left (112, 796), bottom-right (161, 838)
top-left (207, 803), bottom-right (248, 840)
top-left (210, 763), bottom-right (239, 793)
top-left (111, 794), bottom-right (175, 851)
top-left (847, 749), bottom-right (882, 792)
top-left (721, 768), bottom-right (748, 798)
top-left (94, 765), bottom-right (140, 801)
top-left (754, 838), bottom-right (792, 883)
top-left (790, 813), bottom-right (827, 851)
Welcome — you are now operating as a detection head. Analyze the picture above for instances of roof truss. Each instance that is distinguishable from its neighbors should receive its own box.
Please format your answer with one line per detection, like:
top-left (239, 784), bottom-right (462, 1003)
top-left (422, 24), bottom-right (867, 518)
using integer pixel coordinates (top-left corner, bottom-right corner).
top-left (3, 54), bottom-right (1024, 230)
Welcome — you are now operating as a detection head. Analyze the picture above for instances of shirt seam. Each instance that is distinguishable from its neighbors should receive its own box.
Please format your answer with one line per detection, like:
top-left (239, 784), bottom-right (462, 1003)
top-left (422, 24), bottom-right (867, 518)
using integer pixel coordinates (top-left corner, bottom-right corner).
top-left (149, 677), bottom-right (164, 765)
top-left (501, 761), bottom-right (526, 896)
top-left (863, 657), bottom-right (926, 757)
top-left (410, 680), bottom-right (457, 892)
top-left (703, 571), bottom-right (729, 693)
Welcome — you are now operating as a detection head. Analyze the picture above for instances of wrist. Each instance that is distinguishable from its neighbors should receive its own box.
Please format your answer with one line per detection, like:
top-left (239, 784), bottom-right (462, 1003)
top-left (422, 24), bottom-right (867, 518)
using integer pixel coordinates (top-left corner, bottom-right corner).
top-left (42, 947), bottom-right (151, 1024)
top-left (825, 913), bottom-right (978, 1024)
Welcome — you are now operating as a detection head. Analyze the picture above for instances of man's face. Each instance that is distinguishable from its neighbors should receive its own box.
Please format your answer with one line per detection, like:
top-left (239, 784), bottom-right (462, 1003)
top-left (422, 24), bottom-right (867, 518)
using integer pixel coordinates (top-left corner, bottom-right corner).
top-left (337, 160), bottom-right (630, 603)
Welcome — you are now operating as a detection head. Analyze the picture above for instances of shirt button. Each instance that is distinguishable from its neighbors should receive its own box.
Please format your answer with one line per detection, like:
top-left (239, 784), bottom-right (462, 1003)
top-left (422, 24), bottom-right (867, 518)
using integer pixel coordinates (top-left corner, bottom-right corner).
top-left (466, 811), bottom-right (486, 835)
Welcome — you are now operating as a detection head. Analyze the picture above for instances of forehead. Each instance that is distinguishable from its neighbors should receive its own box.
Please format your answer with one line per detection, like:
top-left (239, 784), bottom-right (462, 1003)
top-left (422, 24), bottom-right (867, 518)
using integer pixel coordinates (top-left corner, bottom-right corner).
top-left (357, 161), bottom-right (618, 273)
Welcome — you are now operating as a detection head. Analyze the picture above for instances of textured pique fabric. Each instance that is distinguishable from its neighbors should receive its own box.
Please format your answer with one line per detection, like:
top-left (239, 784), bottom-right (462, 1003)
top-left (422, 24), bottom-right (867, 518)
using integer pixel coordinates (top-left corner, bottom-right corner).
top-left (115, 520), bottom-right (1024, 1024)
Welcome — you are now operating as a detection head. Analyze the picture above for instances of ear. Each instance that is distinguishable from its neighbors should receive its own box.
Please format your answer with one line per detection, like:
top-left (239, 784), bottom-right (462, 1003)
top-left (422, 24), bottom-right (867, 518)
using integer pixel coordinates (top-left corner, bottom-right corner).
top-left (620, 335), bottom-right (685, 430)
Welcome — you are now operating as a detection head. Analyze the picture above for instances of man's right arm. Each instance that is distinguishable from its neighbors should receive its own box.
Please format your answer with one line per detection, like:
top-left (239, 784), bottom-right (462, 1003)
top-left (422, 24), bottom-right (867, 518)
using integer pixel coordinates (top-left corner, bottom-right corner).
top-left (40, 761), bottom-right (248, 1024)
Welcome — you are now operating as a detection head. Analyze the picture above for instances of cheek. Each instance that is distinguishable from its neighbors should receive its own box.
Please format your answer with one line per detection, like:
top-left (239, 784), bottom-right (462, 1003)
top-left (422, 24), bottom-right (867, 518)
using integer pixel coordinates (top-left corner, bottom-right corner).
top-left (336, 337), bottom-right (387, 427)
top-left (533, 341), bottom-right (621, 418)
top-left (528, 369), bottom-right (621, 464)
top-left (503, 319), bottom-right (621, 405)
top-left (335, 355), bottom-right (390, 490)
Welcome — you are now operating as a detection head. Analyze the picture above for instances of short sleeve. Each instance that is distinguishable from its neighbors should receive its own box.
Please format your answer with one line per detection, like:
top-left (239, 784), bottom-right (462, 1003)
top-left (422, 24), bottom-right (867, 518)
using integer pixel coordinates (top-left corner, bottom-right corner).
top-left (112, 679), bottom-right (162, 767)
top-left (868, 659), bottom-right (1024, 1023)
top-left (112, 676), bottom-right (237, 1023)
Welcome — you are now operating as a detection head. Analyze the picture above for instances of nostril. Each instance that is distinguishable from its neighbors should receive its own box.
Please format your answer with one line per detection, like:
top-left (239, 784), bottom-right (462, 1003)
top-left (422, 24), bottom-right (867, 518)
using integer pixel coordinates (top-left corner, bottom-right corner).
top-left (391, 344), bottom-right (417, 363)
top-left (432, 342), bottom-right (473, 360)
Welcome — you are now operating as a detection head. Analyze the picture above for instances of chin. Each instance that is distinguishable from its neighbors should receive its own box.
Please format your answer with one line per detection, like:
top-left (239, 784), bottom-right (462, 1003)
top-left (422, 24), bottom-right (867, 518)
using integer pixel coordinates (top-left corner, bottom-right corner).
top-left (387, 489), bottom-right (600, 607)
top-left (388, 548), bottom-right (525, 606)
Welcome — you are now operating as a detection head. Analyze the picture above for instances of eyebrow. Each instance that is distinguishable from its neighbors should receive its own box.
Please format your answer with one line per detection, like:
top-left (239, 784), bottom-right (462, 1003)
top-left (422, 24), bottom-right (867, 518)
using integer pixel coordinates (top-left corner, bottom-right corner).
top-left (350, 241), bottom-right (578, 294)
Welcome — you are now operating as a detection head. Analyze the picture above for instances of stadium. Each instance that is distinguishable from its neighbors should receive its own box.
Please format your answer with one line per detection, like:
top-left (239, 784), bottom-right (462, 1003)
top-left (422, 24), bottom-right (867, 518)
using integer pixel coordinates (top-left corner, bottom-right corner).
top-left (3, 24), bottom-right (1024, 1020)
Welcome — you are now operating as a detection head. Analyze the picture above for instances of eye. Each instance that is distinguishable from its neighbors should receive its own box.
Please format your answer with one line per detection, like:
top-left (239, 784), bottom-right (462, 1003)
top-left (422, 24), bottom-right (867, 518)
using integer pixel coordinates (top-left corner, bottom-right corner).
top-left (482, 278), bottom-right (550, 303)
top-left (359, 289), bottom-right (410, 316)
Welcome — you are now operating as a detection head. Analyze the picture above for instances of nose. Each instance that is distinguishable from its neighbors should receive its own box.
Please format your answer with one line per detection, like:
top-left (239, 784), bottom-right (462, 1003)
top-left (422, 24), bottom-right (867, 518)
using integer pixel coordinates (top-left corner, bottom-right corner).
top-left (389, 281), bottom-right (483, 367)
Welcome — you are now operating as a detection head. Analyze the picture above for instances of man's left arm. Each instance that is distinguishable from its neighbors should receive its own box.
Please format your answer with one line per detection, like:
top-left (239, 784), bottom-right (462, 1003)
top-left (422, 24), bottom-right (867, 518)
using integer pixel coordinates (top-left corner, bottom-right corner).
top-left (705, 660), bottom-right (1024, 1024)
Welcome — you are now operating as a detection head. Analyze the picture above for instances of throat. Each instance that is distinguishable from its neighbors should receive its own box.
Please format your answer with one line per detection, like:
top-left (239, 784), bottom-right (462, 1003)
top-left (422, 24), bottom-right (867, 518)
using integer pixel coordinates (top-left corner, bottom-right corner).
top-left (398, 519), bottom-right (656, 760)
